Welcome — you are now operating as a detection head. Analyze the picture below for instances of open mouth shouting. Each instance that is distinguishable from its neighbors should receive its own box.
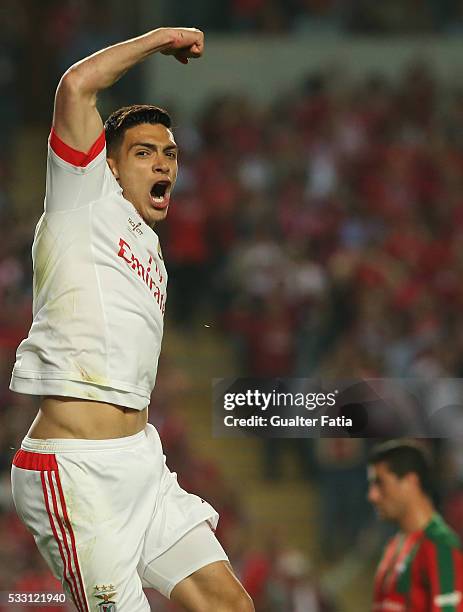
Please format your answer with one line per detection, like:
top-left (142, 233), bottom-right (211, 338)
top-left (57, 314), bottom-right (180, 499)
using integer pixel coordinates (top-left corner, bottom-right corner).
top-left (150, 180), bottom-right (171, 209)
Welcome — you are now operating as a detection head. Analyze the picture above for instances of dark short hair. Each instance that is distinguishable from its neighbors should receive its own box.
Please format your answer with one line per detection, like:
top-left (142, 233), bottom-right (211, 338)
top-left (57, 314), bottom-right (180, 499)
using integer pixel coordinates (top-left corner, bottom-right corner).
top-left (104, 104), bottom-right (172, 155)
top-left (368, 440), bottom-right (434, 497)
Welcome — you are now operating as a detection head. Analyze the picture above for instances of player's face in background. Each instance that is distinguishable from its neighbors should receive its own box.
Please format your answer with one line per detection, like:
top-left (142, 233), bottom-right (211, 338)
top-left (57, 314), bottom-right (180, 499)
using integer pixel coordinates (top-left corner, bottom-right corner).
top-left (367, 462), bottom-right (410, 523)
top-left (108, 123), bottom-right (178, 227)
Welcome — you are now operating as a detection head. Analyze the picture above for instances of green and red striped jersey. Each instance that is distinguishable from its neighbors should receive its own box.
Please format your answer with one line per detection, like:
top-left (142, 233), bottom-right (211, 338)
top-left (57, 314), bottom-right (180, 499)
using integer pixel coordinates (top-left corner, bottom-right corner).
top-left (373, 514), bottom-right (463, 611)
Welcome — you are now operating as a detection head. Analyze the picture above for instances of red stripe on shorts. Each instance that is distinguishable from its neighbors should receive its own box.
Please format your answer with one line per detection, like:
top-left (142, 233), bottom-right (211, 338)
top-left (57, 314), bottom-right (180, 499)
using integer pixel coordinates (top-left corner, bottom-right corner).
top-left (41, 471), bottom-right (82, 611)
top-left (13, 449), bottom-right (88, 611)
top-left (49, 128), bottom-right (105, 167)
top-left (46, 471), bottom-right (86, 612)
top-left (13, 449), bottom-right (58, 471)
top-left (55, 470), bottom-right (89, 612)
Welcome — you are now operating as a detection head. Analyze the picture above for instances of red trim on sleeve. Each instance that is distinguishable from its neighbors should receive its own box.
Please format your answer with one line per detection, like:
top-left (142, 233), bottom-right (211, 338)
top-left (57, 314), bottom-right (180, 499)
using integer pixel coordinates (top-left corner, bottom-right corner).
top-left (13, 449), bottom-right (58, 471)
top-left (49, 128), bottom-right (105, 167)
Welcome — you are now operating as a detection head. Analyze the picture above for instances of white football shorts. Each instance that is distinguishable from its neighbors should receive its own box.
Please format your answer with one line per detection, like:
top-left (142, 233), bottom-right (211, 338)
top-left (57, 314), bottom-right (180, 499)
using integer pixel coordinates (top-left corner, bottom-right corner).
top-left (10, 424), bottom-right (227, 611)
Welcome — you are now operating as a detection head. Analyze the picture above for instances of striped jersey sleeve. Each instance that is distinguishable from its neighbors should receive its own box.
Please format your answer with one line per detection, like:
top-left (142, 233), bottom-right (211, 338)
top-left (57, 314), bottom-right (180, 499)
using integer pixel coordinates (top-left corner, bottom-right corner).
top-left (373, 515), bottom-right (463, 611)
top-left (413, 520), bottom-right (463, 611)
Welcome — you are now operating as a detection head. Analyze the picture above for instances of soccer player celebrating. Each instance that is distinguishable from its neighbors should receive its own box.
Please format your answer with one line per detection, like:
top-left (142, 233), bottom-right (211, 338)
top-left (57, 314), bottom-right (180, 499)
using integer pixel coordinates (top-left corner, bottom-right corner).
top-left (368, 440), bottom-right (463, 612)
top-left (9, 27), bottom-right (254, 612)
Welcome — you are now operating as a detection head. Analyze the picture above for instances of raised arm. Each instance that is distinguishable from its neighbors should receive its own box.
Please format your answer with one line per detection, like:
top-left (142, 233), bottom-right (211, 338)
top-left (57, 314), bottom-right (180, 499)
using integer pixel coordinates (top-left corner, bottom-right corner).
top-left (53, 27), bottom-right (204, 152)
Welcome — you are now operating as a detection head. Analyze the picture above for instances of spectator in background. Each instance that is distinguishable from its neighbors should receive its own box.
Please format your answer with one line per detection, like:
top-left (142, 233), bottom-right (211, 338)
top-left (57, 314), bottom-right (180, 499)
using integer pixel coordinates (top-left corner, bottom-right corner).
top-left (0, 0), bottom-right (24, 159)
top-left (368, 440), bottom-right (463, 611)
top-left (267, 548), bottom-right (336, 611)
top-left (166, 0), bottom-right (463, 32)
top-left (315, 439), bottom-right (370, 560)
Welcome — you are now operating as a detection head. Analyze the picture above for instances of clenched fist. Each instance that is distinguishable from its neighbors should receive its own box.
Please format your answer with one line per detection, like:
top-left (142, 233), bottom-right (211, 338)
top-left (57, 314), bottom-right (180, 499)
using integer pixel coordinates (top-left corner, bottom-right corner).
top-left (158, 28), bottom-right (204, 64)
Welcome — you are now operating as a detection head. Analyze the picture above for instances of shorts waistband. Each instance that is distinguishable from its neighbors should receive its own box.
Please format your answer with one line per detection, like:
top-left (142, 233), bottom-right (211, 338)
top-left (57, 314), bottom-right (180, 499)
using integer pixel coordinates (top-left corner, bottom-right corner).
top-left (21, 424), bottom-right (154, 453)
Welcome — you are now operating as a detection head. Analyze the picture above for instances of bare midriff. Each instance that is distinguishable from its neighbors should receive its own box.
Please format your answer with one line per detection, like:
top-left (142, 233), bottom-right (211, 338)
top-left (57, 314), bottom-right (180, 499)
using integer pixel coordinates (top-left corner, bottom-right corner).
top-left (27, 396), bottom-right (148, 440)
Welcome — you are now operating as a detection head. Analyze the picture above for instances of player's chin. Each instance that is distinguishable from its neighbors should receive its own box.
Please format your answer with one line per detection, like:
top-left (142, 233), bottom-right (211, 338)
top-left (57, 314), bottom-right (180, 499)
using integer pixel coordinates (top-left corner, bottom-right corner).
top-left (374, 506), bottom-right (387, 519)
top-left (150, 207), bottom-right (169, 223)
top-left (377, 507), bottom-right (394, 521)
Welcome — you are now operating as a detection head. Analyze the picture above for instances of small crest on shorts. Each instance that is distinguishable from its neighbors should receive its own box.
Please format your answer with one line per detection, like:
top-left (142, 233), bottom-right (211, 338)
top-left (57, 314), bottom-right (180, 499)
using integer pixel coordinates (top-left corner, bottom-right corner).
top-left (93, 584), bottom-right (117, 611)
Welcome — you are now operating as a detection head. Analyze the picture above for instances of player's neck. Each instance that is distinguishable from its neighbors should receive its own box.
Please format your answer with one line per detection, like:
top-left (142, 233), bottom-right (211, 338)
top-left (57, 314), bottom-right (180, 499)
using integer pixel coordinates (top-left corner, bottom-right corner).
top-left (399, 496), bottom-right (435, 534)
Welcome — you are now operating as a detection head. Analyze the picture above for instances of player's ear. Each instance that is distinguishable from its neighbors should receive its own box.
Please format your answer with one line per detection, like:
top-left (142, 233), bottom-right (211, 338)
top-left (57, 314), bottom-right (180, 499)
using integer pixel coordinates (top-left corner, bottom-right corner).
top-left (405, 472), bottom-right (419, 491)
top-left (107, 157), bottom-right (120, 181)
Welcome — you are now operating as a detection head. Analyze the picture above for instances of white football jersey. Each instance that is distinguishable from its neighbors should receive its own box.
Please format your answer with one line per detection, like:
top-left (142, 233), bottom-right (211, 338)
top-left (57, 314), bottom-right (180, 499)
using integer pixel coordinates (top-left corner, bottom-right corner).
top-left (10, 130), bottom-right (167, 410)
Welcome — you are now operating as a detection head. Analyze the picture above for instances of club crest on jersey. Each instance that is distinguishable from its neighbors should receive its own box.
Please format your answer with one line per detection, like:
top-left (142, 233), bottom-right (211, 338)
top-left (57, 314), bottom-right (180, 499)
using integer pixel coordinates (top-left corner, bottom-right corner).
top-left (128, 216), bottom-right (143, 236)
top-left (93, 584), bottom-right (117, 611)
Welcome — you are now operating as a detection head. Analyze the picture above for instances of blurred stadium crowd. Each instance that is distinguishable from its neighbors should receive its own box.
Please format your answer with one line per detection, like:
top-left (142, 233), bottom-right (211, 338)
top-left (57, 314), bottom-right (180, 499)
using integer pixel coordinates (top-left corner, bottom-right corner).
top-left (2, 1), bottom-right (463, 610)
top-left (169, 0), bottom-right (463, 33)
top-left (169, 62), bottom-right (463, 387)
